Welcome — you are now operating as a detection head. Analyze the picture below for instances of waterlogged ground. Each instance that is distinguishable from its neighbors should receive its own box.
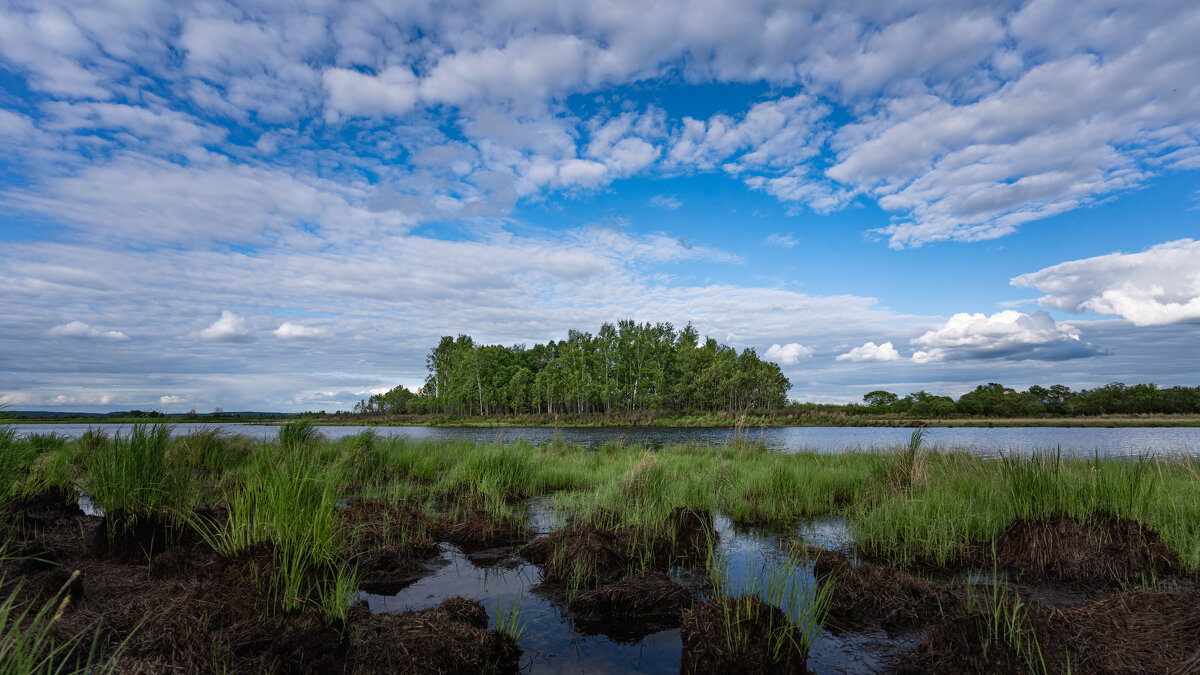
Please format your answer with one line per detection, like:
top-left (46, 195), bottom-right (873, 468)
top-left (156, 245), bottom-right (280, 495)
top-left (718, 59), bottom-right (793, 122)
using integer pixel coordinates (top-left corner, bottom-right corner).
top-left (350, 496), bottom-right (917, 674)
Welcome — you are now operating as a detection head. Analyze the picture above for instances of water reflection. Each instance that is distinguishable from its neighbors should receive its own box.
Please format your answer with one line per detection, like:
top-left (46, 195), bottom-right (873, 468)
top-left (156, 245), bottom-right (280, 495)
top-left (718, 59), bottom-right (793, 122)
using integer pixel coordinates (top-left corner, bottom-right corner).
top-left (11, 422), bottom-right (1200, 456)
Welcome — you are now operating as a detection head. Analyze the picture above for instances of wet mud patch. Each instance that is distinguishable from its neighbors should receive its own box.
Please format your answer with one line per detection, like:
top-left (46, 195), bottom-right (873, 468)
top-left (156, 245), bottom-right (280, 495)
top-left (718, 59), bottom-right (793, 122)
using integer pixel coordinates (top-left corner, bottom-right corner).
top-left (553, 571), bottom-right (694, 643)
top-left (440, 508), bottom-right (530, 550)
top-left (901, 587), bottom-right (1200, 674)
top-left (815, 551), bottom-right (957, 632)
top-left (681, 596), bottom-right (810, 674)
top-left (346, 596), bottom-right (520, 674)
top-left (979, 513), bottom-right (1180, 586)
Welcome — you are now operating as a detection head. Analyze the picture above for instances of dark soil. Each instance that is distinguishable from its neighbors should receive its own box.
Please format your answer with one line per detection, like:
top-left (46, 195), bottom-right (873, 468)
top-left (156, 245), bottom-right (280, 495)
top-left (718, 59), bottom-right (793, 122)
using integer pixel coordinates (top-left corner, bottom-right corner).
top-left (1, 490), bottom-right (521, 674)
top-left (565, 570), bottom-right (694, 642)
top-left (900, 588), bottom-right (1200, 674)
top-left (439, 508), bottom-right (530, 549)
top-left (979, 513), bottom-right (1181, 586)
top-left (681, 596), bottom-right (810, 674)
top-left (815, 550), bottom-right (957, 632)
top-left (521, 524), bottom-right (629, 586)
top-left (346, 596), bottom-right (521, 674)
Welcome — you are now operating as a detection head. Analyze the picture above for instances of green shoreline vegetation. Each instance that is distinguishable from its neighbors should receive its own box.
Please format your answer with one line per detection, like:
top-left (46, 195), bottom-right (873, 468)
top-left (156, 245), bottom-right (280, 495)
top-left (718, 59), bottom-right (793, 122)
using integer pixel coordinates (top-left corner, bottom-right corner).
top-left (3, 420), bottom-right (1199, 670)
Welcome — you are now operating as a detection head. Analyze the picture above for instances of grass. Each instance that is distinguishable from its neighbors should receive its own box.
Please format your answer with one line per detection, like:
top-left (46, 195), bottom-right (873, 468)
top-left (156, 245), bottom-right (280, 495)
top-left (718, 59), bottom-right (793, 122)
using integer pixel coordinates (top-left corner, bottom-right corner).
top-left (81, 423), bottom-right (194, 537)
top-left (5, 427), bottom-right (1200, 669)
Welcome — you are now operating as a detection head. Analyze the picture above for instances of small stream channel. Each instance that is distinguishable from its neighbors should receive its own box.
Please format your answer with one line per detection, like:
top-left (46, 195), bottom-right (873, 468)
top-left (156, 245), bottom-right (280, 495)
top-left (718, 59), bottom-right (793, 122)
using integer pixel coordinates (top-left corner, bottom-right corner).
top-left (356, 498), bottom-right (920, 673)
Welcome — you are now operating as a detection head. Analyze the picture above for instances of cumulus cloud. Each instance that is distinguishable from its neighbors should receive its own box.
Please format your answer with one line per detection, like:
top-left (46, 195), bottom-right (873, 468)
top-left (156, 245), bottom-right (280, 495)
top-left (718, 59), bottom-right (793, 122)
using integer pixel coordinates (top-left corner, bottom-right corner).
top-left (200, 311), bottom-right (252, 342)
top-left (765, 343), bottom-right (814, 365)
top-left (47, 321), bottom-right (128, 340)
top-left (911, 310), bottom-right (1094, 363)
top-left (323, 66), bottom-right (419, 120)
top-left (836, 341), bottom-right (900, 362)
top-left (158, 395), bottom-right (184, 404)
top-left (1012, 239), bottom-right (1200, 326)
top-left (274, 322), bottom-right (327, 339)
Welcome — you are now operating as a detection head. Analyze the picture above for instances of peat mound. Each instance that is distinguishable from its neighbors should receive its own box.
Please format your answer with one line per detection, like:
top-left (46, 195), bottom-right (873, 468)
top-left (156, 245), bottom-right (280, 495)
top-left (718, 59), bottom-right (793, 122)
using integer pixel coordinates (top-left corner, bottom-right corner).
top-left (346, 596), bottom-right (520, 674)
top-left (815, 551), bottom-right (956, 632)
top-left (89, 514), bottom-right (181, 562)
top-left (5, 488), bottom-right (84, 532)
top-left (567, 570), bottom-right (694, 643)
top-left (681, 596), bottom-right (810, 674)
top-left (339, 500), bottom-right (439, 555)
top-left (440, 508), bottom-right (530, 549)
top-left (639, 507), bottom-right (715, 563)
top-left (900, 588), bottom-right (1200, 674)
top-left (354, 545), bottom-right (427, 595)
top-left (521, 525), bottom-right (628, 586)
top-left (980, 513), bottom-right (1179, 586)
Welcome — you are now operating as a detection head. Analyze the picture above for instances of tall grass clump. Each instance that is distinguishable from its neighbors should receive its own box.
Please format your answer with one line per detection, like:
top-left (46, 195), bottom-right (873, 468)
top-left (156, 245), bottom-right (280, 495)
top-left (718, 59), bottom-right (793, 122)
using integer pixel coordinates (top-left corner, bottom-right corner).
top-left (1, 426), bottom-right (35, 506)
top-left (277, 419), bottom-right (319, 451)
top-left (170, 427), bottom-right (248, 475)
top-left (705, 547), bottom-right (833, 665)
top-left (83, 423), bottom-right (192, 535)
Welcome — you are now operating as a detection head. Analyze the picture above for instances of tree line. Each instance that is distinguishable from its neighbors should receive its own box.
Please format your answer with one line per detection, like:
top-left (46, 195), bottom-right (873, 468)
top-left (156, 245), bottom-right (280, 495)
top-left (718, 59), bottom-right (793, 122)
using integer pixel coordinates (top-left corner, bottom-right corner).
top-left (857, 382), bottom-right (1200, 417)
top-left (354, 320), bottom-right (791, 416)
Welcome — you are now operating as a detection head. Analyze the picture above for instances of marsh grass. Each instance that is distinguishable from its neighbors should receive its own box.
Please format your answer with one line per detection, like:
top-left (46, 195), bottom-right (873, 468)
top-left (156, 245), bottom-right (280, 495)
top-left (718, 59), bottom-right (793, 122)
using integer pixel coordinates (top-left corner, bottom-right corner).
top-left (493, 597), bottom-right (530, 642)
top-left (705, 545), bottom-right (833, 663)
top-left (83, 423), bottom-right (193, 537)
top-left (963, 569), bottom-right (1050, 674)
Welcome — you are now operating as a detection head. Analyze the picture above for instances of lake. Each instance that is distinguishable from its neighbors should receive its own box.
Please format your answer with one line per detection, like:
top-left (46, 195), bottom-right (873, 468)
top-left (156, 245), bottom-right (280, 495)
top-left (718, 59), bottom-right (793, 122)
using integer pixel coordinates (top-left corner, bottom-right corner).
top-left (9, 422), bottom-right (1200, 458)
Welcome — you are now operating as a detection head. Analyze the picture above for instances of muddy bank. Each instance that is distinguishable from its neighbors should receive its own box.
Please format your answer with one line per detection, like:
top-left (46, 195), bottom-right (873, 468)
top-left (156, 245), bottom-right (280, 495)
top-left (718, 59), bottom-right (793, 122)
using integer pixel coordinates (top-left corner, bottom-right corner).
top-left (814, 550), bottom-right (956, 632)
top-left (681, 596), bottom-right (810, 674)
top-left (979, 513), bottom-right (1181, 586)
top-left (1, 490), bottom-right (521, 674)
top-left (901, 587), bottom-right (1200, 674)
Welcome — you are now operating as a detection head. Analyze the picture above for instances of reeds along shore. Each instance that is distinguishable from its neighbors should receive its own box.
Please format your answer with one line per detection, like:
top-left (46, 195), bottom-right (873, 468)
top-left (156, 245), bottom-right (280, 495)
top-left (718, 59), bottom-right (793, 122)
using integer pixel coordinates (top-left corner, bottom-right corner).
top-left (2, 421), bottom-right (1199, 672)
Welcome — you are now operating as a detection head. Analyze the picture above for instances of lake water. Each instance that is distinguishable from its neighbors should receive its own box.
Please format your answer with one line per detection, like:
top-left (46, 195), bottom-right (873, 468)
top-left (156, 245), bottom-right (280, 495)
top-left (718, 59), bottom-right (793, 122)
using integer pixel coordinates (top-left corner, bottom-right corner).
top-left (9, 422), bottom-right (1200, 457)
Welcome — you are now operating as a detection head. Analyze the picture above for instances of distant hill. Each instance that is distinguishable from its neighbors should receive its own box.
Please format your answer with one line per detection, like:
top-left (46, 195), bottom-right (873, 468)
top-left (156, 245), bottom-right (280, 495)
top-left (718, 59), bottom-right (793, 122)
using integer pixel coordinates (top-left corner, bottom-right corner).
top-left (2, 410), bottom-right (290, 420)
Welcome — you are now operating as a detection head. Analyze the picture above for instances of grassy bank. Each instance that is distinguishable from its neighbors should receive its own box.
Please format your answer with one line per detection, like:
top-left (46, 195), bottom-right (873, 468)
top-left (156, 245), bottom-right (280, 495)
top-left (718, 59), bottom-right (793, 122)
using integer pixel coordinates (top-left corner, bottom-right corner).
top-left (3, 422), bottom-right (1199, 670)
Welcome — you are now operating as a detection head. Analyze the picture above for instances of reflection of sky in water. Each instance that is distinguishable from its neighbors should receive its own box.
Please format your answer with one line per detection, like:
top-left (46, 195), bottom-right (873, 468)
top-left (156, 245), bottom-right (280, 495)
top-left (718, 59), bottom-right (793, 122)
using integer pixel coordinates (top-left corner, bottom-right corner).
top-left (19, 422), bottom-right (1200, 457)
top-left (358, 504), bottom-right (886, 674)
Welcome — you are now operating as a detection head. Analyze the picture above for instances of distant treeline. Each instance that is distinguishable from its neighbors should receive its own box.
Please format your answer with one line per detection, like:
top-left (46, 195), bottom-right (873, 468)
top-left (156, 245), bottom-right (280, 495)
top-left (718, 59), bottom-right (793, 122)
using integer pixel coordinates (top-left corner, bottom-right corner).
top-left (355, 320), bottom-right (790, 416)
top-left (854, 382), bottom-right (1200, 417)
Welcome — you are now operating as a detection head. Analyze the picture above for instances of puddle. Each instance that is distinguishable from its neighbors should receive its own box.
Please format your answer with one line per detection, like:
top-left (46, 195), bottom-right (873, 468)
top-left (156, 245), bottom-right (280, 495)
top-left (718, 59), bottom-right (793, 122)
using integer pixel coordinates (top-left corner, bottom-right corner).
top-left (359, 542), bottom-right (681, 672)
top-left (360, 506), bottom-right (904, 674)
top-left (78, 493), bottom-right (103, 517)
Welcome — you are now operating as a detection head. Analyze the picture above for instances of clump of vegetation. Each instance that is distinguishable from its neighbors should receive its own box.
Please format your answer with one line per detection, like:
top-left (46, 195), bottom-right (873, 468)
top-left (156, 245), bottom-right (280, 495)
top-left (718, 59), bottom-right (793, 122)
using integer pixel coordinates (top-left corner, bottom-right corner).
top-left (82, 423), bottom-right (192, 537)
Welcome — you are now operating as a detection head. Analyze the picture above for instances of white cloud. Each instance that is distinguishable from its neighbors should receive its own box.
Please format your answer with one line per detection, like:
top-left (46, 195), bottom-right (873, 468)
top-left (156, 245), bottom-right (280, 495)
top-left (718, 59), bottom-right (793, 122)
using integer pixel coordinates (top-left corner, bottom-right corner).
top-left (765, 343), bottom-right (814, 365)
top-left (648, 194), bottom-right (682, 210)
top-left (200, 311), bottom-right (252, 342)
top-left (911, 310), bottom-right (1093, 363)
top-left (765, 233), bottom-right (799, 248)
top-left (836, 341), bottom-right (900, 362)
top-left (1012, 239), bottom-right (1200, 326)
top-left (274, 322), bottom-right (327, 339)
top-left (159, 395), bottom-right (184, 404)
top-left (47, 321), bottom-right (128, 340)
top-left (323, 66), bottom-right (419, 120)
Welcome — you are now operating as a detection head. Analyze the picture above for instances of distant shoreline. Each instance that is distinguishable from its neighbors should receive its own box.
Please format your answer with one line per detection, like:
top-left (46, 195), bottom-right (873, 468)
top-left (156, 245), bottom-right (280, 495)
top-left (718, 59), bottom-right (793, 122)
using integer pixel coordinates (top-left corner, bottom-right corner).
top-left (7, 414), bottom-right (1200, 428)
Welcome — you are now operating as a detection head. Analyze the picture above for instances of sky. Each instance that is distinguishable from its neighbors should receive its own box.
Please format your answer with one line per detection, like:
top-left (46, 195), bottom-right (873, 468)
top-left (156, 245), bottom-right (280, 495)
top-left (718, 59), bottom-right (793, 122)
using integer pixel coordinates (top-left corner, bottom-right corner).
top-left (0, 0), bottom-right (1198, 413)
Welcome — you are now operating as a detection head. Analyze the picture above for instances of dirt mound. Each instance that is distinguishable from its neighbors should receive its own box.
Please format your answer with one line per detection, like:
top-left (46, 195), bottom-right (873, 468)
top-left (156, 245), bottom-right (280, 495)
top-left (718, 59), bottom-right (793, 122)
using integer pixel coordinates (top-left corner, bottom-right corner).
top-left (641, 507), bottom-right (714, 563)
top-left (681, 596), bottom-right (809, 674)
top-left (815, 552), bottom-right (956, 632)
top-left (355, 545), bottom-right (427, 595)
top-left (900, 587), bottom-right (1200, 674)
top-left (6, 488), bottom-right (84, 531)
top-left (339, 500), bottom-right (439, 556)
top-left (570, 570), bottom-right (692, 620)
top-left (346, 596), bottom-right (520, 674)
top-left (440, 508), bottom-right (530, 549)
top-left (89, 514), bottom-right (179, 562)
top-left (983, 513), bottom-right (1179, 585)
top-left (521, 525), bottom-right (629, 587)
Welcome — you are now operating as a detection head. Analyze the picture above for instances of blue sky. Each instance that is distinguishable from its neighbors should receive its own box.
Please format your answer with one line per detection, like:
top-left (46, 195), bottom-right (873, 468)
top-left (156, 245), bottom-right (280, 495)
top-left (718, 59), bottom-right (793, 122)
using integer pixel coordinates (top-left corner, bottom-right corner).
top-left (1, 0), bottom-right (1197, 412)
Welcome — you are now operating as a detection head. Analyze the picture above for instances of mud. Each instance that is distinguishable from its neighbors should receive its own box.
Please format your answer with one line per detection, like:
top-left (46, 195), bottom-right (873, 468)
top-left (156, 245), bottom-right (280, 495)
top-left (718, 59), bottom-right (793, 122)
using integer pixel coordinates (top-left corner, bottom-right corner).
top-left (0, 490), bottom-right (522, 674)
top-left (980, 513), bottom-right (1181, 586)
top-left (815, 551), bottom-right (957, 632)
top-left (681, 596), bottom-right (810, 674)
top-left (900, 588), bottom-right (1200, 674)
top-left (520, 524), bottom-right (630, 586)
top-left (440, 508), bottom-right (531, 549)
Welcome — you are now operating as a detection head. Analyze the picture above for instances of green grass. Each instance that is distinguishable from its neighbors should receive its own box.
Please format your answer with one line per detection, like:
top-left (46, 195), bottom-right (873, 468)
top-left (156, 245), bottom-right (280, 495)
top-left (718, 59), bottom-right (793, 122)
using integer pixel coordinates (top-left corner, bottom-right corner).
top-left (81, 423), bottom-right (194, 536)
